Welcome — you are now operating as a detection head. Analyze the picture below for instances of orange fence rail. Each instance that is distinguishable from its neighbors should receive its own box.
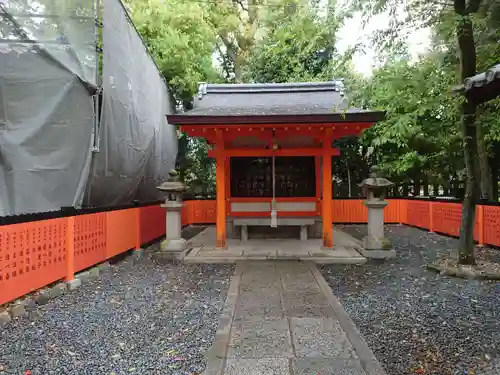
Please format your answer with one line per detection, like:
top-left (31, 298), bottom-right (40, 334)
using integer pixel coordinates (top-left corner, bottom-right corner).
top-left (0, 204), bottom-right (167, 306)
top-left (331, 199), bottom-right (400, 223)
top-left (3, 199), bottom-right (500, 306)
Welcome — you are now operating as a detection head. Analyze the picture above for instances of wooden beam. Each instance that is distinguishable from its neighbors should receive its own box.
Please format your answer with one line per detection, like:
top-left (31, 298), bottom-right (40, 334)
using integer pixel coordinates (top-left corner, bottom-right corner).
top-left (215, 129), bottom-right (226, 248)
top-left (229, 197), bottom-right (316, 202)
top-left (181, 122), bottom-right (373, 141)
top-left (208, 148), bottom-right (340, 158)
top-left (230, 211), bottom-right (317, 217)
top-left (315, 156), bottom-right (321, 214)
top-left (322, 128), bottom-right (333, 248)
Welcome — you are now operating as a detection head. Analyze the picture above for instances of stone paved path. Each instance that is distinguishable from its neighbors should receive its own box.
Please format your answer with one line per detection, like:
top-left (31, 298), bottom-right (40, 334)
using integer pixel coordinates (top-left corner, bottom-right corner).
top-left (204, 261), bottom-right (386, 375)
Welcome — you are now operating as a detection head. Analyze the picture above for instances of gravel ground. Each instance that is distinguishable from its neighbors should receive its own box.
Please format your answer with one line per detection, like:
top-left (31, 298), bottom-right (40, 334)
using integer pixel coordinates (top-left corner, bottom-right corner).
top-left (322, 225), bottom-right (500, 375)
top-left (0, 244), bottom-right (234, 375)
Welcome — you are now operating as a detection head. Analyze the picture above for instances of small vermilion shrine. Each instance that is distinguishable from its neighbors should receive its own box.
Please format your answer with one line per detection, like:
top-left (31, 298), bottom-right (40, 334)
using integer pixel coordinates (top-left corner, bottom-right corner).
top-left (167, 82), bottom-right (384, 249)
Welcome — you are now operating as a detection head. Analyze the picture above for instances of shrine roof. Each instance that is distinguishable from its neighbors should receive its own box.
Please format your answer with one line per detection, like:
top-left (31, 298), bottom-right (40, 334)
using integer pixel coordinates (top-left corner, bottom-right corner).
top-left (168, 81), bottom-right (385, 125)
top-left (453, 64), bottom-right (500, 104)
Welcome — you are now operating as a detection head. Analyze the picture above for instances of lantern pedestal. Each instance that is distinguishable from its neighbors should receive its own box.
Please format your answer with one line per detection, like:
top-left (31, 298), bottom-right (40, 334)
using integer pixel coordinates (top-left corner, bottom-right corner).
top-left (363, 200), bottom-right (390, 245)
top-left (156, 170), bottom-right (188, 260)
top-left (359, 166), bottom-right (396, 260)
top-left (160, 200), bottom-right (187, 254)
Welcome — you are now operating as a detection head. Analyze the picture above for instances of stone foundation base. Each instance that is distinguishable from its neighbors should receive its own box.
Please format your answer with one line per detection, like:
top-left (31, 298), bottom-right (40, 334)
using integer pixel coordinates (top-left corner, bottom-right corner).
top-left (361, 236), bottom-right (396, 259)
top-left (161, 238), bottom-right (187, 252)
top-left (363, 235), bottom-right (392, 250)
top-left (359, 248), bottom-right (396, 259)
top-left (308, 219), bottom-right (322, 239)
top-left (159, 238), bottom-right (188, 260)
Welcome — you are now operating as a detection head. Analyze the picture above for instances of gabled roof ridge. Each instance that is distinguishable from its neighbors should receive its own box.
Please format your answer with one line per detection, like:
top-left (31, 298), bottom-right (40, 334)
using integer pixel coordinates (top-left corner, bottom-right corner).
top-left (196, 80), bottom-right (345, 98)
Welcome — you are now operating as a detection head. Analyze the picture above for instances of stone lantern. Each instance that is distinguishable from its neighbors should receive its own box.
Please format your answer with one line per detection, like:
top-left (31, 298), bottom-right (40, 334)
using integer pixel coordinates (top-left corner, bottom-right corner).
top-left (359, 166), bottom-right (396, 258)
top-left (157, 170), bottom-right (187, 259)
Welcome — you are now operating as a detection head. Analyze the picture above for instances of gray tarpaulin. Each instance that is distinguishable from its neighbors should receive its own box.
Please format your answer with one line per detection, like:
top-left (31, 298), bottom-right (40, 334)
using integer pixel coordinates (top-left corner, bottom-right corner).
top-left (85, 0), bottom-right (177, 206)
top-left (0, 0), bottom-right (176, 214)
top-left (0, 0), bottom-right (97, 215)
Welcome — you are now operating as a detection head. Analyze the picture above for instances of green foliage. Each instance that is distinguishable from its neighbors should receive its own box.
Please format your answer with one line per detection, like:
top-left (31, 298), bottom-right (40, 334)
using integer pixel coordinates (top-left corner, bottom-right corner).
top-left (243, 0), bottom-right (340, 83)
top-left (179, 135), bottom-right (215, 195)
top-left (124, 0), bottom-right (221, 101)
top-left (352, 56), bottom-right (463, 184)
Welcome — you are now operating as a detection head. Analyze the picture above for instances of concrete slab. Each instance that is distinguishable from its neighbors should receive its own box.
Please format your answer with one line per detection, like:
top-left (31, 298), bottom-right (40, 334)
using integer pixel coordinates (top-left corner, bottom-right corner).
top-left (203, 261), bottom-right (386, 375)
top-left (186, 226), bottom-right (367, 264)
top-left (227, 317), bottom-right (293, 358)
top-left (292, 358), bottom-right (367, 375)
top-left (284, 304), bottom-right (337, 318)
top-left (224, 358), bottom-right (289, 375)
top-left (290, 318), bottom-right (355, 358)
top-left (235, 290), bottom-right (283, 317)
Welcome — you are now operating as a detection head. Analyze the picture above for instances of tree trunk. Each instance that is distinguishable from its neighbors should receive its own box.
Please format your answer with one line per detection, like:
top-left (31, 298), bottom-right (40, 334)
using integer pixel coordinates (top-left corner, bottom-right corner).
top-left (414, 180), bottom-right (421, 196)
top-left (442, 184), bottom-right (448, 196)
top-left (455, 0), bottom-right (481, 265)
top-left (458, 101), bottom-right (479, 265)
top-left (345, 159), bottom-right (352, 197)
top-left (423, 180), bottom-right (429, 196)
top-left (492, 165), bottom-right (498, 201)
top-left (402, 184), bottom-right (409, 196)
top-left (433, 184), bottom-right (440, 196)
top-left (476, 122), bottom-right (494, 200)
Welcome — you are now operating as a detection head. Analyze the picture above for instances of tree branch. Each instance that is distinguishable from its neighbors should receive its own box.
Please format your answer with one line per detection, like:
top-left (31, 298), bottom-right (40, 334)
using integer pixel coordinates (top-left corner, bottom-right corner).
top-left (232, 0), bottom-right (248, 12)
top-left (465, 0), bottom-right (482, 13)
top-left (432, 0), bottom-right (453, 6)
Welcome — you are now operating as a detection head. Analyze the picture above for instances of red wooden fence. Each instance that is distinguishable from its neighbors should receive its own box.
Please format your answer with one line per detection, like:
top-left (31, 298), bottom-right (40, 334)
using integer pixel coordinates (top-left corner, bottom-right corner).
top-left (2, 199), bottom-right (500, 306)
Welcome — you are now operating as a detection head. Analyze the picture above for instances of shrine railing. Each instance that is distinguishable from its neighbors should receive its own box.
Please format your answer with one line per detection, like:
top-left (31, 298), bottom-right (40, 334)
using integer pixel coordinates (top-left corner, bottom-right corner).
top-left (181, 198), bottom-right (500, 247)
top-left (2, 198), bottom-right (500, 306)
top-left (0, 203), bottom-right (165, 306)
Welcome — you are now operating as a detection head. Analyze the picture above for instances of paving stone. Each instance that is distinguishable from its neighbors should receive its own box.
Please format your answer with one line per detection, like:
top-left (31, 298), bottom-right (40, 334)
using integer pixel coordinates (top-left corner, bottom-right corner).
top-left (292, 358), bottom-right (366, 375)
top-left (277, 249), bottom-right (310, 258)
top-left (243, 249), bottom-right (277, 258)
top-left (28, 309), bottom-right (42, 320)
top-left (34, 290), bottom-right (51, 305)
top-left (21, 298), bottom-right (37, 312)
top-left (227, 317), bottom-right (293, 358)
top-left (234, 299), bottom-right (283, 317)
top-left (224, 358), bottom-right (289, 375)
top-left (89, 267), bottom-right (100, 278)
top-left (201, 249), bottom-right (243, 257)
top-left (66, 278), bottom-right (82, 291)
top-left (50, 282), bottom-right (67, 298)
top-left (98, 261), bottom-right (110, 271)
top-left (282, 290), bottom-right (327, 306)
top-left (76, 270), bottom-right (91, 281)
top-left (9, 303), bottom-right (26, 318)
top-left (284, 303), bottom-right (336, 318)
top-left (0, 310), bottom-right (12, 326)
top-left (202, 358), bottom-right (225, 375)
top-left (290, 318), bottom-right (355, 358)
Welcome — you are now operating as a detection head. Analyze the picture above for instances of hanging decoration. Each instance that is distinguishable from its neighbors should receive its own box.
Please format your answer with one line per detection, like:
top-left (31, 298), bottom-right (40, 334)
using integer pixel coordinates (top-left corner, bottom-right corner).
top-left (271, 133), bottom-right (278, 227)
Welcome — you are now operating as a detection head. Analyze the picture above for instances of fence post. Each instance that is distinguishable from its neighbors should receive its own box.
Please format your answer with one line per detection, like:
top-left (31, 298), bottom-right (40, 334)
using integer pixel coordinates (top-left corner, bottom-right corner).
top-left (66, 216), bottom-right (75, 281)
top-left (429, 199), bottom-right (434, 233)
top-left (398, 199), bottom-right (402, 225)
top-left (135, 207), bottom-right (141, 250)
top-left (478, 204), bottom-right (485, 246)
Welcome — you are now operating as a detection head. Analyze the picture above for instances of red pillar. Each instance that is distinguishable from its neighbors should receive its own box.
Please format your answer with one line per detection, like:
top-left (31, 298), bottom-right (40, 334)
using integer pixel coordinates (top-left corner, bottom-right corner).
top-left (215, 130), bottom-right (226, 248)
top-left (65, 216), bottom-right (75, 281)
top-left (322, 129), bottom-right (333, 248)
